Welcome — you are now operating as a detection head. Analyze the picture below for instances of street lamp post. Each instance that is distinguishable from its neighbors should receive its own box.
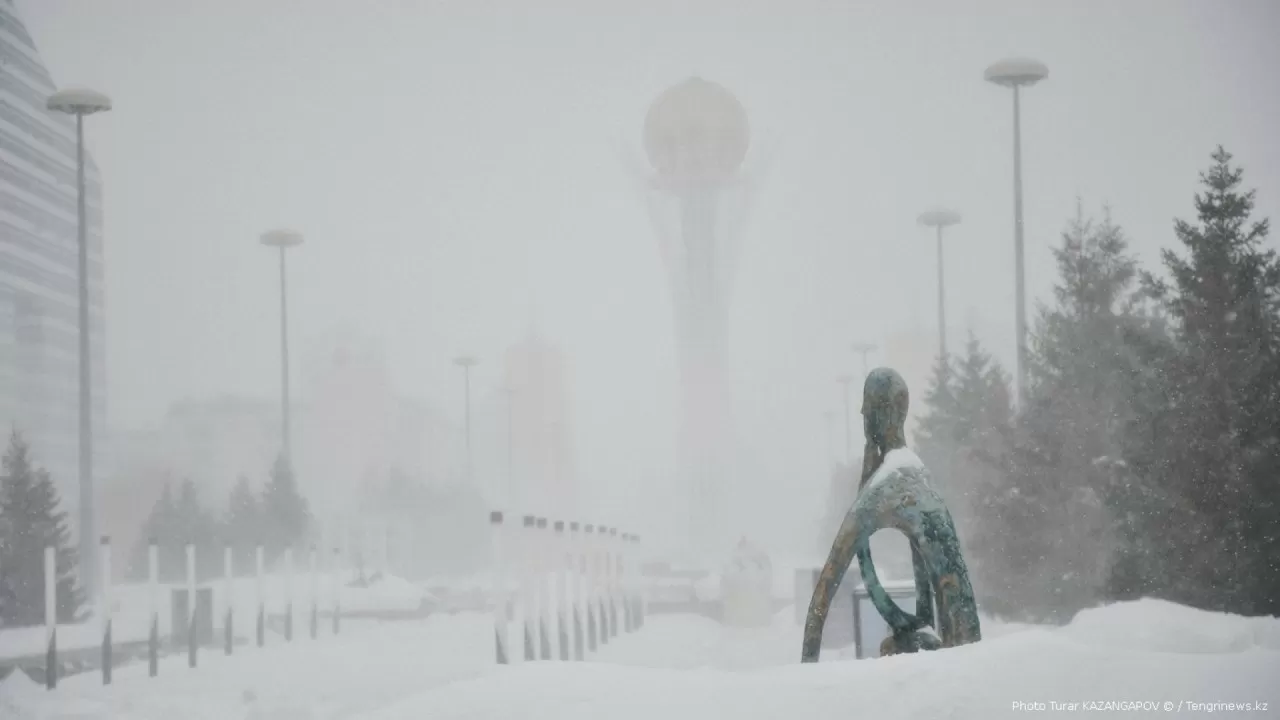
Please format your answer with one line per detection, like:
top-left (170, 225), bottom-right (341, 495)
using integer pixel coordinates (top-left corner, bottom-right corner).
top-left (260, 229), bottom-right (304, 466)
top-left (850, 341), bottom-right (877, 381)
top-left (836, 374), bottom-right (855, 466)
top-left (917, 209), bottom-right (961, 359)
top-left (985, 57), bottom-right (1048, 401)
top-left (454, 356), bottom-right (478, 483)
top-left (47, 88), bottom-right (111, 605)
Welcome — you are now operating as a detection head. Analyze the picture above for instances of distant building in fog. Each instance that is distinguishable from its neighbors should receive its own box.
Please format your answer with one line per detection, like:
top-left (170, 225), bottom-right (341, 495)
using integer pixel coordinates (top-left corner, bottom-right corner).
top-left (501, 332), bottom-right (578, 519)
top-left (0, 0), bottom-right (109, 503)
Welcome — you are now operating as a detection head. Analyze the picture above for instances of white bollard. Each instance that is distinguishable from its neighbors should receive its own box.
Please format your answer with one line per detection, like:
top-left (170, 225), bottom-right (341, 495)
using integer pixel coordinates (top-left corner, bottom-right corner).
top-left (583, 525), bottom-right (598, 651)
top-left (309, 545), bottom-right (319, 640)
top-left (223, 545), bottom-right (234, 655)
top-left (255, 545), bottom-right (265, 647)
top-left (100, 536), bottom-right (112, 684)
top-left (620, 532), bottom-right (632, 632)
top-left (553, 520), bottom-right (569, 660)
top-left (490, 510), bottom-right (508, 664)
top-left (148, 539), bottom-right (159, 676)
top-left (633, 534), bottom-right (646, 628)
top-left (521, 514), bottom-right (536, 661)
top-left (596, 526), bottom-right (611, 644)
top-left (535, 517), bottom-right (551, 660)
top-left (185, 543), bottom-right (197, 668)
top-left (284, 547), bottom-right (295, 642)
top-left (331, 546), bottom-right (341, 635)
top-left (606, 528), bottom-right (619, 639)
top-left (44, 545), bottom-right (56, 689)
top-left (568, 521), bottom-right (584, 660)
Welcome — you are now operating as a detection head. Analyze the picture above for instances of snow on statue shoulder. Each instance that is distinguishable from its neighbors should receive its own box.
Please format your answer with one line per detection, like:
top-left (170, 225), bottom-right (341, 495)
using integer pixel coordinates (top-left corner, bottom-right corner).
top-left (801, 368), bottom-right (981, 662)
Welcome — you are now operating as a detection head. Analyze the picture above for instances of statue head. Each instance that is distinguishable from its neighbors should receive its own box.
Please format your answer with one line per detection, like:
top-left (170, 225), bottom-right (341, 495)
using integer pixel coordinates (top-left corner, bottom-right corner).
top-left (859, 368), bottom-right (909, 487)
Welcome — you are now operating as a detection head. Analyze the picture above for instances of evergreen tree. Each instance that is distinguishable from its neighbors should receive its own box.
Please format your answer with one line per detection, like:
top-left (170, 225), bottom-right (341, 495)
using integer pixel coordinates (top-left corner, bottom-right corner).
top-left (129, 482), bottom-right (182, 582)
top-left (915, 352), bottom-right (960, 490)
top-left (261, 455), bottom-right (310, 562)
top-left (1142, 147), bottom-right (1280, 615)
top-left (913, 334), bottom-right (1015, 616)
top-left (0, 431), bottom-right (85, 626)
top-left (991, 203), bottom-right (1152, 622)
top-left (175, 478), bottom-right (220, 581)
top-left (222, 475), bottom-right (261, 575)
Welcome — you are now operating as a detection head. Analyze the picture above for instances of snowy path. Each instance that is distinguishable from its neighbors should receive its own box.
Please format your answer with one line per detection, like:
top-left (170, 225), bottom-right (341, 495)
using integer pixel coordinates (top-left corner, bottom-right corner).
top-left (3, 600), bottom-right (1278, 720)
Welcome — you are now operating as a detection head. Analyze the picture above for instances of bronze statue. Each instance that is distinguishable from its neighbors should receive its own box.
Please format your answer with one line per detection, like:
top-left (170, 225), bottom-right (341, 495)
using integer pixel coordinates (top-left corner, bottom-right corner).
top-left (801, 368), bottom-right (981, 661)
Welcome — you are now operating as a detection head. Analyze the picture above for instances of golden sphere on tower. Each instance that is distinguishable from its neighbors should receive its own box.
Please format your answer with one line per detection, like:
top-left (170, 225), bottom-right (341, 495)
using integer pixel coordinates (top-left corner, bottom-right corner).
top-left (643, 77), bottom-right (749, 185)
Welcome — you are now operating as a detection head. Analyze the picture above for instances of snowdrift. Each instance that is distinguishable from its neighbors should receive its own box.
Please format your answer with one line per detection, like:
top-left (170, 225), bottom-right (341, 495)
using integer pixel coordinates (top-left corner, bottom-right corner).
top-left (2, 597), bottom-right (1275, 720)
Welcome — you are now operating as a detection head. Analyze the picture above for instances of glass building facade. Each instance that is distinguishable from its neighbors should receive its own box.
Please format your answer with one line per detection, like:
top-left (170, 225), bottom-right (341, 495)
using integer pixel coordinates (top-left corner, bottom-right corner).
top-left (0, 0), bottom-right (107, 501)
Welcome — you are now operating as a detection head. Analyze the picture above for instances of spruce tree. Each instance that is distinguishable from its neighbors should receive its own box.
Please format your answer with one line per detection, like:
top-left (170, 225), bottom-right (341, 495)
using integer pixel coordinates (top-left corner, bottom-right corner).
top-left (223, 475), bottom-right (261, 575)
top-left (1143, 146), bottom-right (1280, 615)
top-left (0, 431), bottom-right (85, 626)
top-left (129, 482), bottom-right (182, 582)
top-left (994, 203), bottom-right (1151, 622)
top-left (915, 352), bottom-right (960, 490)
top-left (175, 478), bottom-right (220, 581)
top-left (261, 455), bottom-right (311, 562)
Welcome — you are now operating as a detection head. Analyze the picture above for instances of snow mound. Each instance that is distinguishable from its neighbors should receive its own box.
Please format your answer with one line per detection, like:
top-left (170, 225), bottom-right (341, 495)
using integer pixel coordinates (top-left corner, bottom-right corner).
top-left (0, 668), bottom-right (42, 703)
top-left (1062, 598), bottom-right (1280, 654)
top-left (342, 573), bottom-right (435, 612)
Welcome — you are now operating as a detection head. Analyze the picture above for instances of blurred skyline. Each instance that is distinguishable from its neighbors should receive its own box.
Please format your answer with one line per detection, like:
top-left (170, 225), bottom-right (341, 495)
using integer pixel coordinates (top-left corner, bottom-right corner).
top-left (16, 0), bottom-right (1280, 550)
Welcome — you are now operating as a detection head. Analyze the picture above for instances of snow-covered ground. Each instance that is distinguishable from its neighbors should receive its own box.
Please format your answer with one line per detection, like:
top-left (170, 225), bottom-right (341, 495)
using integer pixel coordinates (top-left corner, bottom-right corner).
top-left (2, 599), bottom-right (1276, 719)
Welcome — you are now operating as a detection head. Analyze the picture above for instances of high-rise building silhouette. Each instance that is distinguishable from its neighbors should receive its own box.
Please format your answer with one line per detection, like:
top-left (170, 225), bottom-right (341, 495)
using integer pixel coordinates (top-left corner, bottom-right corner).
top-left (0, 0), bottom-right (108, 500)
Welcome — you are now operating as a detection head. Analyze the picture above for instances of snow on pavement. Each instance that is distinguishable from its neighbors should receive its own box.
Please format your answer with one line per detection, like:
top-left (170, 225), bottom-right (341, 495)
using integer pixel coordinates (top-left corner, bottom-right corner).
top-left (3, 599), bottom-right (1278, 720)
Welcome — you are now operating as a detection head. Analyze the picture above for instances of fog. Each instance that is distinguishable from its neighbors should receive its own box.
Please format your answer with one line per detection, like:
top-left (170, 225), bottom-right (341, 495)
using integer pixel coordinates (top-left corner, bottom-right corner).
top-left (18, 0), bottom-right (1280, 562)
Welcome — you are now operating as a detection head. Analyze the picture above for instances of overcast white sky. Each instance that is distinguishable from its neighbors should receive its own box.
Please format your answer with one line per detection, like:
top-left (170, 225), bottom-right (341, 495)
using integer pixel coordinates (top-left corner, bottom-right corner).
top-left (19, 0), bottom-right (1280, 549)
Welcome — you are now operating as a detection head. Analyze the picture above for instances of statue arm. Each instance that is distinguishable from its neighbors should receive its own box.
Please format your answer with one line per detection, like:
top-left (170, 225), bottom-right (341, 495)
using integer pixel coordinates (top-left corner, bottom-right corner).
top-left (801, 508), bottom-right (860, 663)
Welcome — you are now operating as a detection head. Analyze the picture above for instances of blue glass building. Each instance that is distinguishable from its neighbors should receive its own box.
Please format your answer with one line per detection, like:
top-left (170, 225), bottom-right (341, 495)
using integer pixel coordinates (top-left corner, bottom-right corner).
top-left (0, 0), bottom-right (106, 499)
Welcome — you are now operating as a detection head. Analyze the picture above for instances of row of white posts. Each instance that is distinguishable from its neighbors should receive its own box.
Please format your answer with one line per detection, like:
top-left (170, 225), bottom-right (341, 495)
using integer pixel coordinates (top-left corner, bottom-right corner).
top-left (489, 512), bottom-right (645, 664)
top-left (40, 537), bottom-right (341, 690)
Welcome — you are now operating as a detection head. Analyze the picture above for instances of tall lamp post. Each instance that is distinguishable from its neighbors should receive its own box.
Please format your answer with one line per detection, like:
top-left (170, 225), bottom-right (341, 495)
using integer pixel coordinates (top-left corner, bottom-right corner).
top-left (454, 356), bottom-right (478, 483)
top-left (850, 341), bottom-right (876, 381)
top-left (985, 57), bottom-right (1048, 401)
top-left (836, 374), bottom-right (855, 466)
top-left (917, 209), bottom-right (961, 359)
top-left (47, 88), bottom-right (111, 604)
top-left (260, 229), bottom-right (304, 466)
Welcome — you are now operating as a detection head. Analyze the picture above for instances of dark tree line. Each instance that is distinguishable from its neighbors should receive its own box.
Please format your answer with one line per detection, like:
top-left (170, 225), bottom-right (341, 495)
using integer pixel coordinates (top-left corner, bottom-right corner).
top-left (0, 432), bottom-right (85, 627)
top-left (127, 454), bottom-right (311, 583)
top-left (916, 147), bottom-right (1280, 621)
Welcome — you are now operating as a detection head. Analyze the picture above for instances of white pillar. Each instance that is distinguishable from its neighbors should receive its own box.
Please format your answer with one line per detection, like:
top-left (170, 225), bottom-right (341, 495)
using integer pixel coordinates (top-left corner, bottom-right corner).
top-left (607, 528), bottom-right (620, 638)
top-left (255, 545), bottom-right (265, 647)
top-left (223, 545), bottom-right (234, 654)
top-left (570, 517), bottom-right (586, 661)
top-left (100, 536), bottom-right (112, 683)
top-left (535, 517), bottom-right (551, 659)
top-left (148, 540), bottom-right (158, 676)
top-left (490, 510), bottom-right (508, 664)
top-left (633, 534), bottom-right (646, 628)
top-left (44, 545), bottom-right (57, 689)
top-left (185, 543), bottom-right (197, 667)
top-left (331, 546), bottom-right (341, 634)
top-left (284, 547), bottom-right (295, 641)
top-left (521, 514), bottom-right (536, 661)
top-left (309, 545), bottom-right (319, 639)
top-left (584, 524), bottom-right (599, 650)
top-left (553, 520), bottom-right (569, 660)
